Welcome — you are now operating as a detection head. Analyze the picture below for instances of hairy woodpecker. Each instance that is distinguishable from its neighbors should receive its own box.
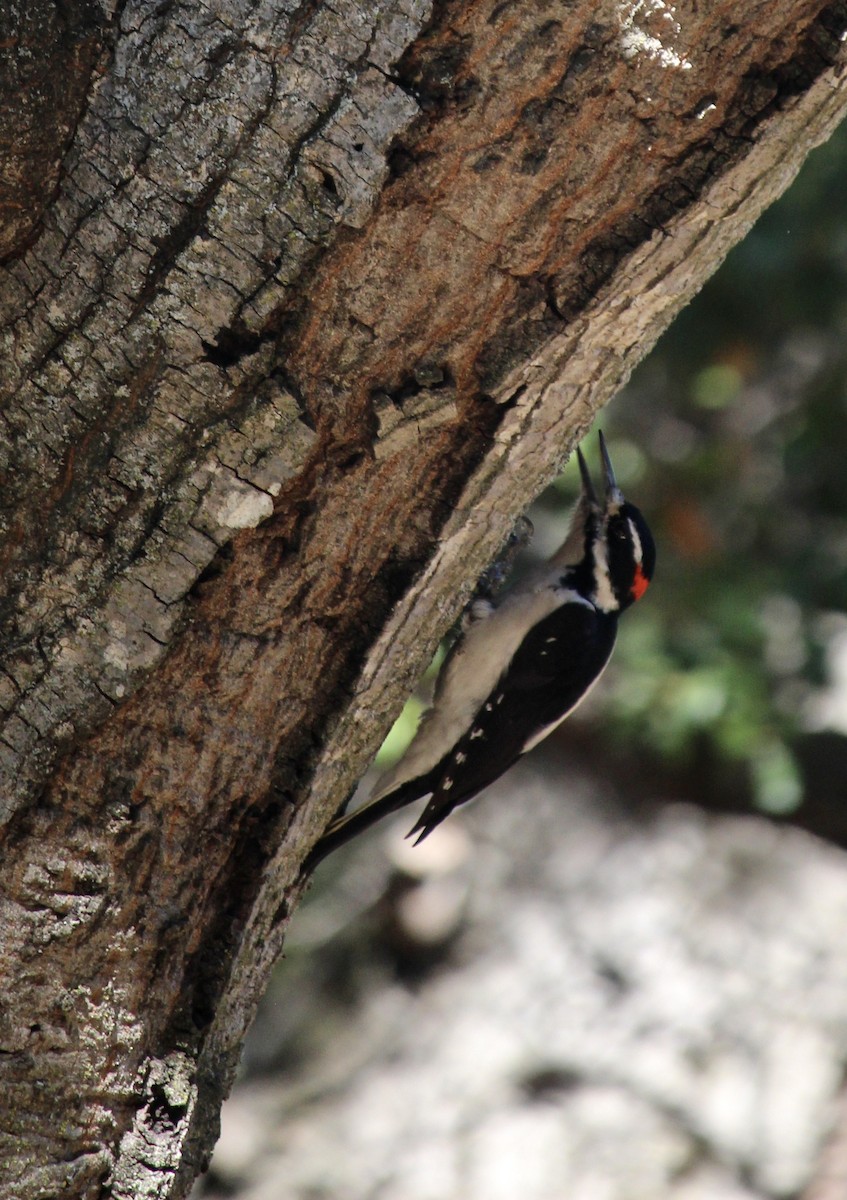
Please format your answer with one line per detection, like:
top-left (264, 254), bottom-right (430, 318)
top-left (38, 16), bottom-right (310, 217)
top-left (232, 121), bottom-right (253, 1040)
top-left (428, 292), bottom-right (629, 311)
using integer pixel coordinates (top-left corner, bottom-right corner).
top-left (307, 432), bottom-right (655, 868)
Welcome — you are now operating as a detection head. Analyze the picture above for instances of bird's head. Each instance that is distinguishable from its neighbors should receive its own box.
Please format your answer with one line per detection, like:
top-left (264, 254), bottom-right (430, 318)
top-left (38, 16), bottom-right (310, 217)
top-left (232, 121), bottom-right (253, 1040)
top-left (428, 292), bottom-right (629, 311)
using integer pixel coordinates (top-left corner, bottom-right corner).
top-left (575, 431), bottom-right (656, 613)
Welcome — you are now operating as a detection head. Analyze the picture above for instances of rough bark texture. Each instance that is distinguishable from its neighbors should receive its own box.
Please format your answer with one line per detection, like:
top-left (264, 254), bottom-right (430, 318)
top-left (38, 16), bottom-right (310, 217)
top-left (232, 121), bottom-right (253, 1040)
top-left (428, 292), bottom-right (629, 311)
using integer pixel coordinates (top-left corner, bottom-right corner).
top-left (1, 1), bottom-right (847, 1196)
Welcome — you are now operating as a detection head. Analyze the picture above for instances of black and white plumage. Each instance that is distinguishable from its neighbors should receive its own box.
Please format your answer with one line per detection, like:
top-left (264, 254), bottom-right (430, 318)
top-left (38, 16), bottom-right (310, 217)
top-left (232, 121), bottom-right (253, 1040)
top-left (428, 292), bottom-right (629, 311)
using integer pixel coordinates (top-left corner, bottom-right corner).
top-left (307, 432), bottom-right (655, 868)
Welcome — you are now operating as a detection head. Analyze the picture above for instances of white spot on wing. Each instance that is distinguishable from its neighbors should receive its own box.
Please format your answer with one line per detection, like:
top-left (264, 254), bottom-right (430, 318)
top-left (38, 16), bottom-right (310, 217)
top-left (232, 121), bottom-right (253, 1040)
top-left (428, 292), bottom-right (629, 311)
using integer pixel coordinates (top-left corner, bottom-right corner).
top-left (367, 581), bottom-right (595, 800)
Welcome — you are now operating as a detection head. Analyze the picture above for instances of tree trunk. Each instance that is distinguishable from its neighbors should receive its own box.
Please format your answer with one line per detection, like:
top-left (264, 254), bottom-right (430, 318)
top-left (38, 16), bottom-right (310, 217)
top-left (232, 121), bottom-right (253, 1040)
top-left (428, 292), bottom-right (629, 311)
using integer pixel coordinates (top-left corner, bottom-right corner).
top-left (1, 1), bottom-right (846, 1195)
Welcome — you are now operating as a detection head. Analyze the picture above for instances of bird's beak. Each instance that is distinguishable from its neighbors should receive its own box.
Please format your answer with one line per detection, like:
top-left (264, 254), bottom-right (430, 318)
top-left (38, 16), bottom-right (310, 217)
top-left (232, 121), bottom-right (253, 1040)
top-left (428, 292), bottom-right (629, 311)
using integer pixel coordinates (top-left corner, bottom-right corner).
top-left (576, 446), bottom-right (599, 507)
top-left (598, 431), bottom-right (624, 508)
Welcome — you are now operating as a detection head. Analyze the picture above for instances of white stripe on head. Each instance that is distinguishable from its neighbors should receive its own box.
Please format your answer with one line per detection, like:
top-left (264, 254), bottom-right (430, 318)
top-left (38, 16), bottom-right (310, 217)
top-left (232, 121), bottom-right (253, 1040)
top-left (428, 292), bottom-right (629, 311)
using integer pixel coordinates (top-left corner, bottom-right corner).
top-left (627, 517), bottom-right (643, 564)
top-left (592, 536), bottom-right (618, 612)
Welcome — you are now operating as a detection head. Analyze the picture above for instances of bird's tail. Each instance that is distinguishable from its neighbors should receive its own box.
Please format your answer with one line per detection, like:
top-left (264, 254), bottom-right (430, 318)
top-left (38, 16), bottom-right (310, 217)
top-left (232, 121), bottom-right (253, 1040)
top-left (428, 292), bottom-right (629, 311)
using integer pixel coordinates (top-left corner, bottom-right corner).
top-left (303, 772), bottom-right (435, 872)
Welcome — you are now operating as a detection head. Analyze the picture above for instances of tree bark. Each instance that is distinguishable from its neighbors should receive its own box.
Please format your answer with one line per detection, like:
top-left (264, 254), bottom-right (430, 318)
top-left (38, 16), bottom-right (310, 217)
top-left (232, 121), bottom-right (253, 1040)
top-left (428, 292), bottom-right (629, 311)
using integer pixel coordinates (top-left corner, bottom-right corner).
top-left (1, 1), bottom-right (846, 1195)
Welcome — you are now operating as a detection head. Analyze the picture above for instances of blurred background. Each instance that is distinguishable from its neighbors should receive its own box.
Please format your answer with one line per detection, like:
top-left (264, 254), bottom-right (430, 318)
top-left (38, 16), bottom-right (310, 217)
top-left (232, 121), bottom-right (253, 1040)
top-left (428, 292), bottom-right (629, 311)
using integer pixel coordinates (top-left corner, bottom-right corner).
top-left (582, 115), bottom-right (847, 838)
top-left (196, 124), bottom-right (847, 1199)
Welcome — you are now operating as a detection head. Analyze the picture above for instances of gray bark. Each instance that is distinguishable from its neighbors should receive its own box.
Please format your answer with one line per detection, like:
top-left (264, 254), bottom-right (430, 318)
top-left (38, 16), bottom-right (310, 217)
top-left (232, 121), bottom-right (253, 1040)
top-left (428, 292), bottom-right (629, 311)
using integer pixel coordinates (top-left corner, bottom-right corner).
top-left (1, 1), bottom-right (847, 1196)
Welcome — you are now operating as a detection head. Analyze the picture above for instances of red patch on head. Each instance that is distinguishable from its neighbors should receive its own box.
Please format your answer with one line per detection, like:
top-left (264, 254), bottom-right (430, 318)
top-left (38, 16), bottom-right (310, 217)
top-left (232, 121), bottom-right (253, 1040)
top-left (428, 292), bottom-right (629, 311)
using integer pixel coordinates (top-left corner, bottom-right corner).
top-left (631, 564), bottom-right (650, 601)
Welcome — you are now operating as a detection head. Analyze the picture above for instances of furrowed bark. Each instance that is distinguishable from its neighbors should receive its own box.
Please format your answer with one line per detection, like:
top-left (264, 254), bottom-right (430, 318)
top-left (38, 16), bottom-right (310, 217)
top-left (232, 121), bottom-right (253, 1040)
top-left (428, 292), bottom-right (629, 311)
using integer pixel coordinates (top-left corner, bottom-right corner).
top-left (1, 1), bottom-right (846, 1195)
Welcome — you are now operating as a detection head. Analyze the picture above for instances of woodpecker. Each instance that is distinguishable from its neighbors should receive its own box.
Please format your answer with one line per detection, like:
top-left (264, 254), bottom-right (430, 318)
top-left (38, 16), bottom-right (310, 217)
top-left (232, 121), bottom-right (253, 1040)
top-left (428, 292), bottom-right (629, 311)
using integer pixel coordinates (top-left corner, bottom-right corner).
top-left (307, 432), bottom-right (655, 869)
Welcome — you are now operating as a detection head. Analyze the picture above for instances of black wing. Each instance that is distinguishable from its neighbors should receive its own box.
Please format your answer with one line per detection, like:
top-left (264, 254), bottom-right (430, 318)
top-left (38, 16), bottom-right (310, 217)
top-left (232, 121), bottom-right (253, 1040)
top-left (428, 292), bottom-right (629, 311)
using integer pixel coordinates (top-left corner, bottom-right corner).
top-left (303, 772), bottom-right (439, 871)
top-left (407, 600), bottom-right (617, 842)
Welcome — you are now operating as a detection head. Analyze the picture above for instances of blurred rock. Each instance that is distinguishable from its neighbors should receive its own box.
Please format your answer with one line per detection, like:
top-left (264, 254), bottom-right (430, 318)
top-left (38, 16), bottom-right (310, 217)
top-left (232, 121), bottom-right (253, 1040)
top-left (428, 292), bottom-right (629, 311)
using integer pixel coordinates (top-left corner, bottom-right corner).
top-left (197, 750), bottom-right (847, 1200)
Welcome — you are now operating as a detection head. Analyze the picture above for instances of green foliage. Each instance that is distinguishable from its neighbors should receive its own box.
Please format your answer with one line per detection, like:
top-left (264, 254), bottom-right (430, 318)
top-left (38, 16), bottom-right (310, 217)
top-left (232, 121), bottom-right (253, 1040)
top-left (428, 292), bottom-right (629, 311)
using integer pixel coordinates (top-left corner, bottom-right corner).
top-left (578, 120), bottom-right (847, 811)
